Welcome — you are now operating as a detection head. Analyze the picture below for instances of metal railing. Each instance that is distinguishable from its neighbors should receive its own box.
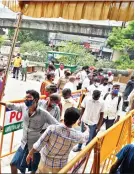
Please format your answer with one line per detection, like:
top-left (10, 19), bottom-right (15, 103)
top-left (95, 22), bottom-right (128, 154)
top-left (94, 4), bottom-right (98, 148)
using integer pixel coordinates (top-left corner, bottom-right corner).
top-left (58, 110), bottom-right (134, 173)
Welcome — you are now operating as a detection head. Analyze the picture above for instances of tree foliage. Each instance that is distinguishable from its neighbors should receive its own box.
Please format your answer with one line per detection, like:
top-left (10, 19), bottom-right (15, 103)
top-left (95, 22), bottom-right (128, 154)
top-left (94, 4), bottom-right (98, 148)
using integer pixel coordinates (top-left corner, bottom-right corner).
top-left (57, 41), bottom-right (116, 68)
top-left (95, 59), bottom-right (116, 69)
top-left (58, 41), bottom-right (95, 66)
top-left (107, 21), bottom-right (134, 69)
top-left (20, 41), bottom-right (51, 62)
top-left (107, 21), bottom-right (134, 52)
top-left (115, 55), bottom-right (134, 70)
top-left (8, 29), bottom-right (49, 44)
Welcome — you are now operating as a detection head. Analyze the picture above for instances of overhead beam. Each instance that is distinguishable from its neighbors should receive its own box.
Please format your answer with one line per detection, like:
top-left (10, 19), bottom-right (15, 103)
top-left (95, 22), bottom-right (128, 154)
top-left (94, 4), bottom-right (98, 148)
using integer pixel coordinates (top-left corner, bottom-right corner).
top-left (0, 18), bottom-right (113, 38)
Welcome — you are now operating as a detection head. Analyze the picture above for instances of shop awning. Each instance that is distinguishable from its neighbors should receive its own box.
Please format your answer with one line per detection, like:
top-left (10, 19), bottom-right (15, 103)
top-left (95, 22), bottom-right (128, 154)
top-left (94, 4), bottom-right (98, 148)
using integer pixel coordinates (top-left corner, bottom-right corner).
top-left (2, 0), bottom-right (134, 21)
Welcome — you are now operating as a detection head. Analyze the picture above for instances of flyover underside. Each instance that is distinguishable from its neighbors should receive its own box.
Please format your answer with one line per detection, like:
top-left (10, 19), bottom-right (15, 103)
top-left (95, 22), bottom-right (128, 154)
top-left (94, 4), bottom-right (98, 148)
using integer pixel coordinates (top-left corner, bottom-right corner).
top-left (0, 18), bottom-right (112, 38)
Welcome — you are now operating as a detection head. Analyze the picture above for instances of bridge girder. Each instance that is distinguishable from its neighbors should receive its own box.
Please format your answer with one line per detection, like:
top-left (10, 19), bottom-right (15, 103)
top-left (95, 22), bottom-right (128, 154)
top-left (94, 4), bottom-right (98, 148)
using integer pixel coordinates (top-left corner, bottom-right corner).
top-left (0, 18), bottom-right (113, 38)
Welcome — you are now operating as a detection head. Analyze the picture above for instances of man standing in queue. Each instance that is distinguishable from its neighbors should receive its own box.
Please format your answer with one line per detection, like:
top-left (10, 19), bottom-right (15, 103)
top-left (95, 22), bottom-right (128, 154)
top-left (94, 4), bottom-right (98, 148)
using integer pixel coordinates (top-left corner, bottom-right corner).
top-left (73, 90), bottom-right (104, 152)
top-left (1, 90), bottom-right (58, 174)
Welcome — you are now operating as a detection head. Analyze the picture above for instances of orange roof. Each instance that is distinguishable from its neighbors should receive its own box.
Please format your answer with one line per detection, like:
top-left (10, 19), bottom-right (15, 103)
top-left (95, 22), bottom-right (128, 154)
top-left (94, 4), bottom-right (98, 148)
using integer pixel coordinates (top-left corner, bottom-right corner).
top-left (2, 0), bottom-right (134, 21)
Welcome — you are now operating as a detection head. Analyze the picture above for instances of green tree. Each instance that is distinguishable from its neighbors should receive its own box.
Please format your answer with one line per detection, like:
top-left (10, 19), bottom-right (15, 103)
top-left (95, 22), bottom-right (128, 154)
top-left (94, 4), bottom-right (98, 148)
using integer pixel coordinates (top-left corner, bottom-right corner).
top-left (95, 59), bottom-right (116, 69)
top-left (115, 55), bottom-right (134, 70)
top-left (107, 21), bottom-right (134, 69)
top-left (107, 21), bottom-right (134, 52)
top-left (8, 29), bottom-right (49, 44)
top-left (20, 41), bottom-right (51, 62)
top-left (58, 41), bottom-right (95, 66)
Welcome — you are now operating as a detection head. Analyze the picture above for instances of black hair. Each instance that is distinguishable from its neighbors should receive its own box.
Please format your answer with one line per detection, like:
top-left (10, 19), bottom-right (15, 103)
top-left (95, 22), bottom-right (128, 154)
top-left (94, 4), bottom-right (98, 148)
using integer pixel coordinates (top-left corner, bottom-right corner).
top-left (93, 73), bottom-right (97, 77)
top-left (60, 63), bottom-right (64, 66)
top-left (0, 68), bottom-right (5, 72)
top-left (64, 107), bottom-right (80, 126)
top-left (98, 68), bottom-right (103, 72)
top-left (50, 94), bottom-right (60, 101)
top-left (17, 53), bottom-right (20, 57)
top-left (113, 84), bottom-right (120, 87)
top-left (48, 64), bottom-right (55, 71)
top-left (103, 77), bottom-right (108, 81)
top-left (62, 88), bottom-right (71, 98)
top-left (46, 72), bottom-right (55, 80)
top-left (92, 90), bottom-right (101, 98)
top-left (26, 90), bottom-right (40, 100)
top-left (93, 77), bottom-right (100, 83)
top-left (82, 66), bottom-right (89, 70)
top-left (46, 84), bottom-right (57, 93)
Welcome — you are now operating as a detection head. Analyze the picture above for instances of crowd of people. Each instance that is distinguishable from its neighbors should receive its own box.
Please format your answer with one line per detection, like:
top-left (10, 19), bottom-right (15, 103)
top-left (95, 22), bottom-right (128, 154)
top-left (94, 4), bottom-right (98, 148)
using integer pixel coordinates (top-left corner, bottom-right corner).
top-left (0, 55), bottom-right (134, 173)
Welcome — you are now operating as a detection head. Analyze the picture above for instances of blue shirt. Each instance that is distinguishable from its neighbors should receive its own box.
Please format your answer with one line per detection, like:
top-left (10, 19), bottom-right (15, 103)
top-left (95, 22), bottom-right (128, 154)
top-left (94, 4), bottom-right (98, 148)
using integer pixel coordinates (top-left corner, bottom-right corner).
top-left (116, 144), bottom-right (134, 174)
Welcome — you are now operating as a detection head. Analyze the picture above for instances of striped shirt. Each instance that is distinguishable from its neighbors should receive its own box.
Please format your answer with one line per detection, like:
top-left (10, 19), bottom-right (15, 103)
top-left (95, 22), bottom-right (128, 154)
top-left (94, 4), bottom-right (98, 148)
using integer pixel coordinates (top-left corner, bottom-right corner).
top-left (33, 123), bottom-right (89, 168)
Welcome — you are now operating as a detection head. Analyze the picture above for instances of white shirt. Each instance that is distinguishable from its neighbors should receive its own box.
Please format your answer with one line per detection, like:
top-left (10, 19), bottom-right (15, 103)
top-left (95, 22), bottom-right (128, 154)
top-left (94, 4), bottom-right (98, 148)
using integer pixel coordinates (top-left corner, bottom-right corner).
top-left (87, 83), bottom-right (101, 96)
top-left (81, 96), bottom-right (105, 125)
top-left (108, 75), bottom-right (114, 82)
top-left (80, 70), bottom-right (87, 83)
top-left (22, 60), bottom-right (28, 68)
top-left (104, 94), bottom-right (123, 119)
top-left (76, 70), bottom-right (87, 84)
top-left (99, 84), bottom-right (110, 98)
top-left (64, 82), bottom-right (77, 92)
top-left (81, 77), bottom-right (90, 90)
top-left (55, 68), bottom-right (65, 83)
top-left (61, 97), bottom-right (78, 120)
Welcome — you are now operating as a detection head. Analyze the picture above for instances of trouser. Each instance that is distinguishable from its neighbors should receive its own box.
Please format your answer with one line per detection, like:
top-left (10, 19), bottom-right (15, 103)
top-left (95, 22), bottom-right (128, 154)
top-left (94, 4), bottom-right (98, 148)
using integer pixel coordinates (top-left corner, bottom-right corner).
top-left (78, 122), bottom-right (97, 149)
top-left (21, 67), bottom-right (27, 81)
top-left (77, 83), bottom-right (82, 90)
top-left (38, 160), bottom-right (61, 173)
top-left (122, 95), bottom-right (128, 111)
top-left (103, 117), bottom-right (115, 130)
top-left (13, 67), bottom-right (19, 78)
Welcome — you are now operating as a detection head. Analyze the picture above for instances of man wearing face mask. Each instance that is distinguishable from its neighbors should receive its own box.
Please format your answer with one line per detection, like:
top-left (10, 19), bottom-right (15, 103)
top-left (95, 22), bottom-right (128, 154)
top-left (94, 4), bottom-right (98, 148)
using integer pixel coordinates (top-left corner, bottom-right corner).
top-left (81, 73), bottom-right (91, 90)
top-left (61, 88), bottom-right (78, 121)
top-left (54, 63), bottom-right (65, 83)
top-left (102, 84), bottom-right (122, 130)
top-left (64, 76), bottom-right (77, 92)
top-left (57, 69), bottom-right (71, 93)
top-left (73, 90), bottom-right (104, 152)
top-left (3, 90), bottom-right (58, 174)
top-left (39, 94), bottom-right (61, 134)
top-left (97, 69), bottom-right (104, 84)
top-left (99, 77), bottom-right (112, 98)
top-left (87, 77), bottom-right (100, 97)
top-left (39, 93), bottom-right (61, 123)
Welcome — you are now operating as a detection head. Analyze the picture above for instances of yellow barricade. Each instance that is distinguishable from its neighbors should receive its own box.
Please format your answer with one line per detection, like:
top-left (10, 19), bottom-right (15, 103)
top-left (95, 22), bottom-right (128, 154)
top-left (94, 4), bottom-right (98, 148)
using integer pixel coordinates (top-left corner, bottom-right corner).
top-left (59, 137), bottom-right (99, 174)
top-left (98, 111), bottom-right (133, 173)
top-left (58, 111), bottom-right (134, 174)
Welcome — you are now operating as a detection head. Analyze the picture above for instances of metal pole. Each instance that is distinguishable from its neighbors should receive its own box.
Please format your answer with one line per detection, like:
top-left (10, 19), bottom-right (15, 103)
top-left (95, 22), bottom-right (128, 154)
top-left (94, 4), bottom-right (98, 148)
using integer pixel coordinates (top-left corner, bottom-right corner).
top-left (0, 13), bottom-right (22, 101)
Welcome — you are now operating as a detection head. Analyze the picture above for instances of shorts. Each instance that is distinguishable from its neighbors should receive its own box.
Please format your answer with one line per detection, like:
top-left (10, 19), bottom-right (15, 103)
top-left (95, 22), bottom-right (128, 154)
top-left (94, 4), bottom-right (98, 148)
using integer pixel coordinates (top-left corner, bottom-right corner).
top-left (11, 144), bottom-right (40, 174)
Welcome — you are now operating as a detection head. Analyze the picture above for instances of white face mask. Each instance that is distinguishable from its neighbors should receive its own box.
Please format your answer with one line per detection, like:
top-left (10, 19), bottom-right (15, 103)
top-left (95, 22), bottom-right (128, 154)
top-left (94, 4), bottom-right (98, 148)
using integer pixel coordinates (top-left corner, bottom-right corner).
top-left (95, 82), bottom-right (100, 87)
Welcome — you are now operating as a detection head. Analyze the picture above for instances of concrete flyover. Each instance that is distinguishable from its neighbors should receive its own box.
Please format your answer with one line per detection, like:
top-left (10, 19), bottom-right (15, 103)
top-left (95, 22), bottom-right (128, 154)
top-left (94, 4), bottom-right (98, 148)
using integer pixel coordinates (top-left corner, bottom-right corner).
top-left (0, 18), bottom-right (114, 38)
